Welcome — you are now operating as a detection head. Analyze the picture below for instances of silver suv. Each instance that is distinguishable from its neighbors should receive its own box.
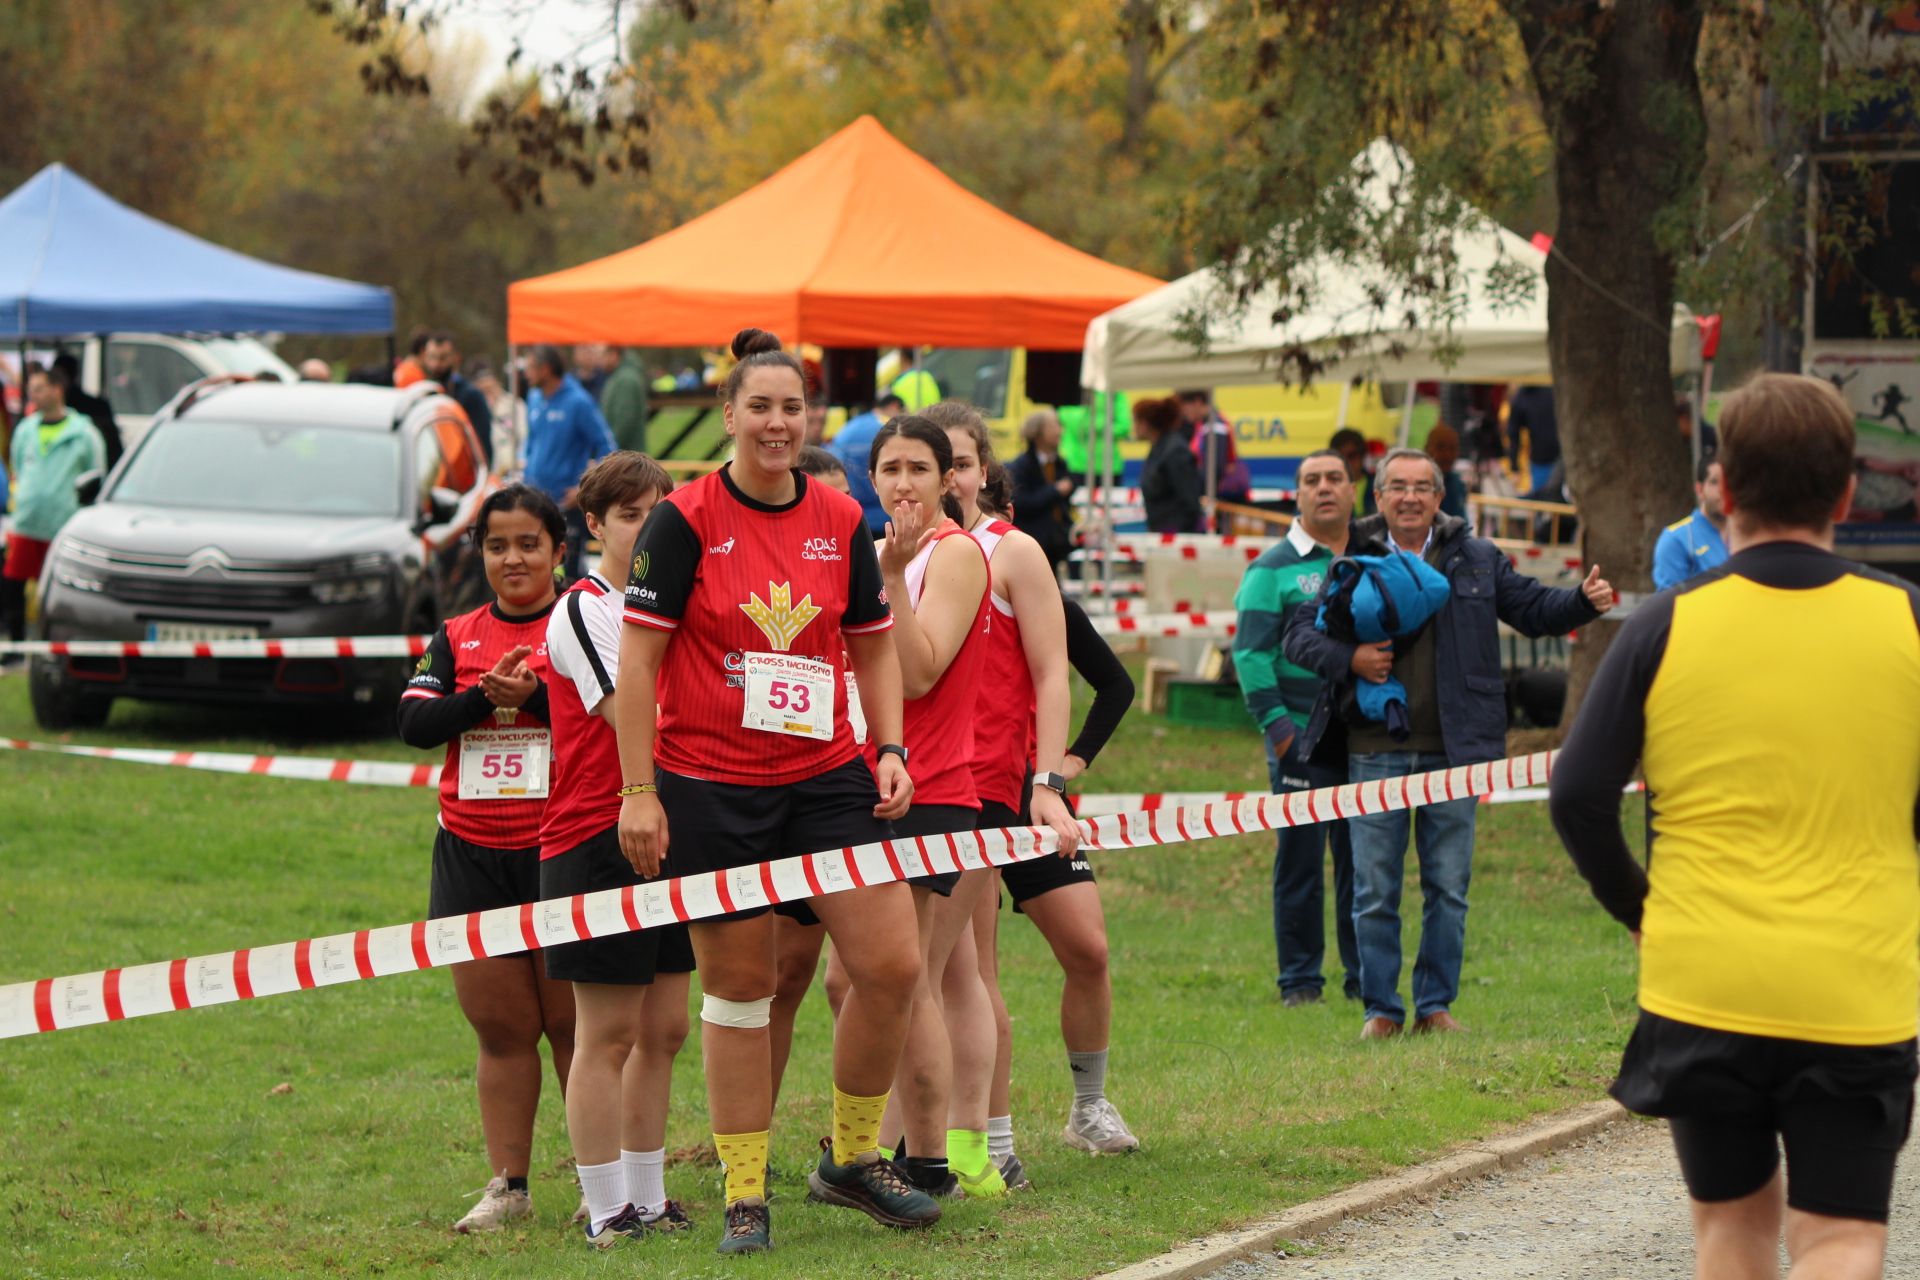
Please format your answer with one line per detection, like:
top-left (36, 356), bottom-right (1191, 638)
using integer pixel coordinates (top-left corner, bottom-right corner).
top-left (30, 378), bottom-right (490, 728)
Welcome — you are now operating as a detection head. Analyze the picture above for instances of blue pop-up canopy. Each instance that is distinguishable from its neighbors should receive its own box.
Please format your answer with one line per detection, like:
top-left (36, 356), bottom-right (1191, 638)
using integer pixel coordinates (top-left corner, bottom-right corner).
top-left (0, 164), bottom-right (393, 338)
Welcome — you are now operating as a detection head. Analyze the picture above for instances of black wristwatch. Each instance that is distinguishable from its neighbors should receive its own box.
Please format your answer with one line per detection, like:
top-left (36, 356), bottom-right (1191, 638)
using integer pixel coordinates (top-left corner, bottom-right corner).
top-left (1033, 770), bottom-right (1068, 796)
top-left (876, 743), bottom-right (910, 766)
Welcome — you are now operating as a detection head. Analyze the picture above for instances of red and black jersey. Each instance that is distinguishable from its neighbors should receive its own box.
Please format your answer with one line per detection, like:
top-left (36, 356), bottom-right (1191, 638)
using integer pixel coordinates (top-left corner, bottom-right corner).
top-left (864, 524), bottom-right (989, 808)
top-left (624, 467), bottom-right (892, 786)
top-left (968, 520), bottom-right (1036, 811)
top-left (540, 574), bottom-right (626, 859)
top-left (398, 600), bottom-right (556, 850)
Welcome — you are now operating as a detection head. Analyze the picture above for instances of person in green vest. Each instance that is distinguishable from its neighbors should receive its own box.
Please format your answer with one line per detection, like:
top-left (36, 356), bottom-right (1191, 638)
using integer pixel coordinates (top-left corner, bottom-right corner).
top-left (1233, 449), bottom-right (1363, 1006)
top-left (4, 363), bottom-right (105, 646)
top-left (598, 346), bottom-right (651, 454)
top-left (890, 348), bottom-right (940, 413)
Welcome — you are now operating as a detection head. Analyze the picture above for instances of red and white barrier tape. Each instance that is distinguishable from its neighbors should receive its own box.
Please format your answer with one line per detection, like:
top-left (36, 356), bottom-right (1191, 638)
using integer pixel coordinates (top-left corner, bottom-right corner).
top-left (0, 738), bottom-right (440, 788)
top-left (1086, 609), bottom-right (1236, 639)
top-left (1073, 534), bottom-right (1279, 563)
top-left (0, 635), bottom-right (430, 660)
top-left (1071, 778), bottom-right (1639, 817)
top-left (0, 750), bottom-right (1554, 1039)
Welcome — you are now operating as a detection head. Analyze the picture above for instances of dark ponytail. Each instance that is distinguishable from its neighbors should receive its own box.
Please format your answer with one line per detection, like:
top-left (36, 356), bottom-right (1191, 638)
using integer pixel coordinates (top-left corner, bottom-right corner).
top-left (979, 455), bottom-right (1013, 518)
top-left (721, 327), bottom-right (808, 405)
top-left (869, 414), bottom-right (964, 523)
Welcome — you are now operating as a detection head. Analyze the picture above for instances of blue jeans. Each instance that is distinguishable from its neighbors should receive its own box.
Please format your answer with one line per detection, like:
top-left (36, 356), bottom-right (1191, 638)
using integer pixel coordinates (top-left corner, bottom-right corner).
top-left (1266, 738), bottom-right (1358, 999)
top-left (1347, 751), bottom-right (1479, 1025)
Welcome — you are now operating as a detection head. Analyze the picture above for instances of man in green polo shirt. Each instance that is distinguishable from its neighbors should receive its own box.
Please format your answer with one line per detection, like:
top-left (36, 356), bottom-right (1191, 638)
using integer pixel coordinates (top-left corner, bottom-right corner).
top-left (1234, 449), bottom-right (1367, 1006)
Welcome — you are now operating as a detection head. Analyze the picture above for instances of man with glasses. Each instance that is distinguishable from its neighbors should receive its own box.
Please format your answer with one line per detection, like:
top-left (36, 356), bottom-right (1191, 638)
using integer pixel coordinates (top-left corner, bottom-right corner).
top-left (1284, 447), bottom-right (1614, 1039)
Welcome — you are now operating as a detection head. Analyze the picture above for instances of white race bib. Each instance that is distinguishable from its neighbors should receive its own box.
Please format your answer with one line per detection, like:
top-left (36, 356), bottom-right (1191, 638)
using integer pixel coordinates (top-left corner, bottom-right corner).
top-left (457, 727), bottom-right (551, 800)
top-left (845, 670), bottom-right (868, 745)
top-left (741, 652), bottom-right (835, 739)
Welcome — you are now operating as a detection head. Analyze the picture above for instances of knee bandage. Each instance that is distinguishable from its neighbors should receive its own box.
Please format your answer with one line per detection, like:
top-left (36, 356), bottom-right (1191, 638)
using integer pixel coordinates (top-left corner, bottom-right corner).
top-left (701, 994), bottom-right (772, 1029)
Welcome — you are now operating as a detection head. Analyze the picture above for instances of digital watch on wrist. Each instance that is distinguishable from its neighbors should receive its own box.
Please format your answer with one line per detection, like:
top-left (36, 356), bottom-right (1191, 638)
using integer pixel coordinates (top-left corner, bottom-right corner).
top-left (1033, 770), bottom-right (1068, 796)
top-left (876, 743), bottom-right (910, 766)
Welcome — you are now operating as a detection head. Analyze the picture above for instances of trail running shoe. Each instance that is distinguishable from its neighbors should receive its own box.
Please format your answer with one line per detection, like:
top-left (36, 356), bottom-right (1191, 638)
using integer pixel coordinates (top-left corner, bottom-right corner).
top-left (1062, 1097), bottom-right (1141, 1154)
top-left (996, 1152), bottom-right (1033, 1191)
top-left (805, 1138), bottom-right (942, 1229)
top-left (452, 1176), bottom-right (530, 1233)
top-left (645, 1199), bottom-right (694, 1233)
top-left (953, 1160), bottom-right (1008, 1198)
top-left (585, 1203), bottom-right (662, 1250)
top-left (717, 1198), bottom-right (771, 1255)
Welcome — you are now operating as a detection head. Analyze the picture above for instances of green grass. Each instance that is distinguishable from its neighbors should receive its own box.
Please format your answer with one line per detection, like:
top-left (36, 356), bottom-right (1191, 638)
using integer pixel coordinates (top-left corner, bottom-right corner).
top-left (0, 666), bottom-right (1640, 1278)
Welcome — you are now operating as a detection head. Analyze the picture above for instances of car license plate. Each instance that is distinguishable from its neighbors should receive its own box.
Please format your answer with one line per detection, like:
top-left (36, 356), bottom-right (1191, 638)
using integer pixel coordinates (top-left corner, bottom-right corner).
top-left (145, 622), bottom-right (261, 642)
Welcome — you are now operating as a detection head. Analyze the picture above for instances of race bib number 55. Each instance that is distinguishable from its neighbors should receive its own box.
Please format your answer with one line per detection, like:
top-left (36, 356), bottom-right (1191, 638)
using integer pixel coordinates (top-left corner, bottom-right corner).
top-left (457, 727), bottom-right (552, 800)
top-left (741, 652), bottom-right (835, 740)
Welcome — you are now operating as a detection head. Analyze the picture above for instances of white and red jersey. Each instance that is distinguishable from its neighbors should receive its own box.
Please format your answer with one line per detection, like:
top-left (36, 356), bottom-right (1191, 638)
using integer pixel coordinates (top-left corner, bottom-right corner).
top-left (968, 519), bottom-right (1037, 811)
top-left (623, 468), bottom-right (892, 787)
top-left (541, 573), bottom-right (625, 858)
top-left (864, 522), bottom-right (990, 809)
top-left (401, 602), bottom-right (555, 849)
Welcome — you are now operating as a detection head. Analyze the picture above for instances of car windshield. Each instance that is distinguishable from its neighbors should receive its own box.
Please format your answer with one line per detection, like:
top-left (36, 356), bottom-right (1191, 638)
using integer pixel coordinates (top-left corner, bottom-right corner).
top-left (111, 419), bottom-right (402, 518)
top-left (919, 349), bottom-right (1012, 418)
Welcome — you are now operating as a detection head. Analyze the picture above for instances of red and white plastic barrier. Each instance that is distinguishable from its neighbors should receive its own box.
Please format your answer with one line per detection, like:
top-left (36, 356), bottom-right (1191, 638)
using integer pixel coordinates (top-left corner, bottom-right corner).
top-left (0, 751), bottom-right (1555, 1039)
top-left (1072, 533), bottom-right (1280, 564)
top-left (1085, 610), bottom-right (1236, 639)
top-left (0, 738), bottom-right (439, 789)
top-left (0, 635), bottom-right (430, 660)
top-left (1070, 778), bottom-right (1639, 817)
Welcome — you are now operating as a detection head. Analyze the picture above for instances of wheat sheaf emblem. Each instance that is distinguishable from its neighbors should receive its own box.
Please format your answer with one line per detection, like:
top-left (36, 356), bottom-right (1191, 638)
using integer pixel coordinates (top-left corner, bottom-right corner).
top-left (740, 581), bottom-right (822, 651)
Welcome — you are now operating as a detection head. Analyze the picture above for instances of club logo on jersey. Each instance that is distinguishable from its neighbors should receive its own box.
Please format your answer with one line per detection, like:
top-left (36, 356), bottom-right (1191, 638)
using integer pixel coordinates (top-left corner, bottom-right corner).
top-left (414, 654), bottom-right (431, 674)
top-left (461, 639), bottom-right (482, 650)
top-left (1298, 572), bottom-right (1324, 596)
top-left (708, 536), bottom-right (735, 556)
top-left (800, 536), bottom-right (842, 562)
top-left (631, 551), bottom-right (649, 583)
top-left (740, 581), bottom-right (822, 651)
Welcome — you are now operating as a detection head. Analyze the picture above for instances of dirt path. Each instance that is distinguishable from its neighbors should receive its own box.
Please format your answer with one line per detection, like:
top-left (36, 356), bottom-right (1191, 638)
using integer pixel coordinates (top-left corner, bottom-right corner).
top-left (1198, 1119), bottom-right (1920, 1279)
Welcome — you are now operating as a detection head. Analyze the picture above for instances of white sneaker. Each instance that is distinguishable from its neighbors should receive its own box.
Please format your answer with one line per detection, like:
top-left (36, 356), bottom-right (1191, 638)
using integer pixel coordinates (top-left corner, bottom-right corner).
top-left (453, 1176), bottom-right (531, 1233)
top-left (1062, 1097), bottom-right (1140, 1154)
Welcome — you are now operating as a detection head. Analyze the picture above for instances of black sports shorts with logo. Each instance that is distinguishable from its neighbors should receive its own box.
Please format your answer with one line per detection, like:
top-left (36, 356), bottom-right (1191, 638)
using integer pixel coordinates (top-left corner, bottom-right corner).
top-left (539, 823), bottom-right (696, 985)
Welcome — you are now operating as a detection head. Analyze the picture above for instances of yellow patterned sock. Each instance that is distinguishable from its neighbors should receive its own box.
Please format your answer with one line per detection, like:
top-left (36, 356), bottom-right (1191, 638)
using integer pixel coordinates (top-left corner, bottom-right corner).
top-left (831, 1086), bottom-right (889, 1167)
top-left (713, 1129), bottom-right (770, 1204)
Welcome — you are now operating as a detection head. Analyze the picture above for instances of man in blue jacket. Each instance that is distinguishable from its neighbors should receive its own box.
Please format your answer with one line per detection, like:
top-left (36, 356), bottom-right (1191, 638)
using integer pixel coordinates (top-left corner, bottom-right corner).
top-left (1285, 447), bottom-right (1614, 1040)
top-left (523, 345), bottom-right (616, 579)
top-left (1651, 453), bottom-right (1727, 590)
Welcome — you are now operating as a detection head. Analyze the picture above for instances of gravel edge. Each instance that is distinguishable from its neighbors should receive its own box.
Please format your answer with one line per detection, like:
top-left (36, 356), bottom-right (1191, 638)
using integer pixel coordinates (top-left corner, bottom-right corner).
top-left (1100, 1099), bottom-right (1629, 1280)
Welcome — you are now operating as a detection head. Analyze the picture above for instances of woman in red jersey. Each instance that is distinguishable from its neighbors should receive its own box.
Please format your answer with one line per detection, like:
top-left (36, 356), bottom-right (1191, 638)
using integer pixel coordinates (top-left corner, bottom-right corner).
top-left (614, 329), bottom-right (936, 1256)
top-left (397, 483), bottom-right (576, 1234)
top-left (838, 414), bottom-right (993, 1198)
top-left (929, 403), bottom-right (1139, 1172)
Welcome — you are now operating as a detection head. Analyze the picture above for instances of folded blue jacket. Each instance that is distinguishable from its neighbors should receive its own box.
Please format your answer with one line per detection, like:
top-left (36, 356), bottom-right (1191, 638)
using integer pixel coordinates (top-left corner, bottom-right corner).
top-left (1315, 552), bottom-right (1451, 740)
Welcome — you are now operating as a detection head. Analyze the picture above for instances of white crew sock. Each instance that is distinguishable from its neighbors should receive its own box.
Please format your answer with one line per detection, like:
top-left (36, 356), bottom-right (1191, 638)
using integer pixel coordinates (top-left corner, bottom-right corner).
top-left (622, 1147), bottom-right (668, 1219)
top-left (577, 1158), bottom-right (628, 1233)
top-left (987, 1114), bottom-right (1015, 1161)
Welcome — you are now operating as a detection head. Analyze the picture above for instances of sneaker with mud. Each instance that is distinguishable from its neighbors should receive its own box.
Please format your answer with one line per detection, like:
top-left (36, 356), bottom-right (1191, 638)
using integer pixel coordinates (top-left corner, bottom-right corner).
top-left (645, 1199), bottom-right (693, 1232)
top-left (996, 1152), bottom-right (1033, 1191)
top-left (1062, 1097), bottom-right (1141, 1154)
top-left (805, 1138), bottom-right (942, 1228)
top-left (716, 1198), bottom-right (771, 1255)
top-left (586, 1203), bottom-right (661, 1249)
top-left (452, 1176), bottom-right (530, 1233)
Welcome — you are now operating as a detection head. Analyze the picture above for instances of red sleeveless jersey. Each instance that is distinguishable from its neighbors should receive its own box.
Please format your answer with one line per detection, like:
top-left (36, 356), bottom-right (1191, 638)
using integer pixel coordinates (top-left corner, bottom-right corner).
top-left (540, 574), bottom-right (625, 858)
top-left (401, 601), bottom-right (554, 849)
top-left (863, 523), bottom-right (990, 808)
top-left (968, 520), bottom-right (1037, 811)
top-left (624, 468), bottom-right (892, 786)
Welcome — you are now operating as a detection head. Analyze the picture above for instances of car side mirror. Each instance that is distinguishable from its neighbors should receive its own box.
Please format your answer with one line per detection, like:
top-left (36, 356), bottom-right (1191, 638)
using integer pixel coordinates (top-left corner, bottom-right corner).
top-left (427, 486), bottom-right (462, 526)
top-left (74, 469), bottom-right (103, 507)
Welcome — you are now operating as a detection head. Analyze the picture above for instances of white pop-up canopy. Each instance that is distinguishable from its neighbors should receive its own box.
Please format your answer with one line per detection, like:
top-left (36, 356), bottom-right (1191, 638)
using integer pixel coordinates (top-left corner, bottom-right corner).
top-left (1083, 139), bottom-right (1700, 392)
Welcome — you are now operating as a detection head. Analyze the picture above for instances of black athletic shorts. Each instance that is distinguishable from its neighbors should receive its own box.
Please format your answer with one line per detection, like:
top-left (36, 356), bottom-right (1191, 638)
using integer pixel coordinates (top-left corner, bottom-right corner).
top-left (982, 796), bottom-right (1095, 912)
top-left (655, 755), bottom-right (894, 923)
top-left (1613, 1009), bottom-right (1918, 1222)
top-left (892, 803), bottom-right (978, 897)
top-left (429, 826), bottom-right (541, 919)
top-left (538, 824), bottom-right (696, 985)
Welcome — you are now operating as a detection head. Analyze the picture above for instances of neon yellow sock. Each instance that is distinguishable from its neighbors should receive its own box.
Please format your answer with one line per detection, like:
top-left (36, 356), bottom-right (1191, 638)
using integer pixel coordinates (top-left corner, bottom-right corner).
top-left (946, 1128), bottom-right (990, 1179)
top-left (831, 1086), bottom-right (889, 1166)
top-left (713, 1129), bottom-right (770, 1204)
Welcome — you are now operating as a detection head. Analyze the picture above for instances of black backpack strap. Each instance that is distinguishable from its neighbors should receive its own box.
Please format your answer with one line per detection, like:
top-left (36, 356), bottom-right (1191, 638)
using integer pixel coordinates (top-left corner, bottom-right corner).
top-left (566, 589), bottom-right (615, 699)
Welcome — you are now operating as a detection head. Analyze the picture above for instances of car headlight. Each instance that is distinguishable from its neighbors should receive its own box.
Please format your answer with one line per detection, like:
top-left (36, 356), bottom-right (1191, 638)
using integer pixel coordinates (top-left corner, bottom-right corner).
top-left (50, 540), bottom-right (105, 593)
top-left (312, 554), bottom-right (392, 605)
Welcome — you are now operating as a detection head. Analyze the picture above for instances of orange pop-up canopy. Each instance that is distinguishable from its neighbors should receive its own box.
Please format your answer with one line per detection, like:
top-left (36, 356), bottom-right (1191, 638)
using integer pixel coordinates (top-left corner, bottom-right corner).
top-left (508, 116), bottom-right (1161, 350)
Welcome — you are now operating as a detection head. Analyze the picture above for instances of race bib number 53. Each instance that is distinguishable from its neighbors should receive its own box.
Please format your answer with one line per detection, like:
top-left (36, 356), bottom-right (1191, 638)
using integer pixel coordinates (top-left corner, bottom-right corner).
top-left (741, 652), bottom-right (835, 740)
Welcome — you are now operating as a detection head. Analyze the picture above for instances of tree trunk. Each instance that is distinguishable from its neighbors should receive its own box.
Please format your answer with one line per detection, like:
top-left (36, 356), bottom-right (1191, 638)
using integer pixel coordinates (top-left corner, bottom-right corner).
top-left (1514, 1), bottom-right (1705, 729)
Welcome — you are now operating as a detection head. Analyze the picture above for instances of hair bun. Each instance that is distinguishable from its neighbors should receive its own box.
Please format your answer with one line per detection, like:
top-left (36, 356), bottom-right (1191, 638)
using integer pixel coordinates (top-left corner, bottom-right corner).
top-left (731, 328), bottom-right (783, 359)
